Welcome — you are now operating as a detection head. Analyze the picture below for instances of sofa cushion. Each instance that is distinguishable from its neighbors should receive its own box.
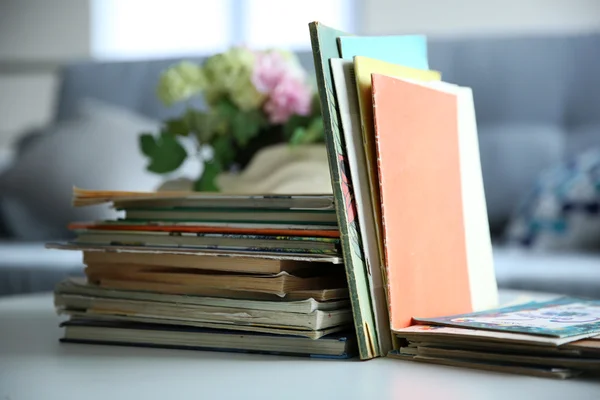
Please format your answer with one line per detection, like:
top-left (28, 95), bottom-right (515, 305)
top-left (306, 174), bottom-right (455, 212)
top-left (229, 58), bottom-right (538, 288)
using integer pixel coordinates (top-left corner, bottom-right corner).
top-left (0, 100), bottom-right (168, 240)
top-left (478, 123), bottom-right (564, 232)
top-left (505, 147), bottom-right (600, 250)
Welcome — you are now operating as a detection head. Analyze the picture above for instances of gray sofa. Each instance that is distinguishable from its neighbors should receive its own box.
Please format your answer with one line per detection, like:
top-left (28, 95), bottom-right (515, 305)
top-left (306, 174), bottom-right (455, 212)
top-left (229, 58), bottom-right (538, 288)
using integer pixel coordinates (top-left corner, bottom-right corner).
top-left (1, 33), bottom-right (600, 297)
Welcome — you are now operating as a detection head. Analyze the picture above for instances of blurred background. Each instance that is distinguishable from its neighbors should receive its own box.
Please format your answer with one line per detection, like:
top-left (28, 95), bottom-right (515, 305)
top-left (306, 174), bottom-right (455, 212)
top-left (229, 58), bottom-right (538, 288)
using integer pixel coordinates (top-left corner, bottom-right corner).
top-left (2, 0), bottom-right (600, 151)
top-left (1, 0), bottom-right (600, 297)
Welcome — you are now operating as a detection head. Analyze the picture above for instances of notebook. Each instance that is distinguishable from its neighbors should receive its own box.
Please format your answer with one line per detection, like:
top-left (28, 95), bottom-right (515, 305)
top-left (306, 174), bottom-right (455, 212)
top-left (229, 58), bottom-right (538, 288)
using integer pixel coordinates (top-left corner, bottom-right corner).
top-left (371, 73), bottom-right (498, 332)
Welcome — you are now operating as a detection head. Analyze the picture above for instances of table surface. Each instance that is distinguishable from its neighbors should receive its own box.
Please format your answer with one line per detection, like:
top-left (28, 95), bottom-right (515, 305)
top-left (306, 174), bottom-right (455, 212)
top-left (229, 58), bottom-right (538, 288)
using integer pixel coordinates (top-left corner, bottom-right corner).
top-left (1, 292), bottom-right (599, 400)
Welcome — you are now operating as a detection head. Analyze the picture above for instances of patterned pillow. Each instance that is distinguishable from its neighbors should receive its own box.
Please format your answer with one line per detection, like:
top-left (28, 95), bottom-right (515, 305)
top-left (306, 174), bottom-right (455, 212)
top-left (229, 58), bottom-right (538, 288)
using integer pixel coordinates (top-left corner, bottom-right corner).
top-left (505, 148), bottom-right (600, 250)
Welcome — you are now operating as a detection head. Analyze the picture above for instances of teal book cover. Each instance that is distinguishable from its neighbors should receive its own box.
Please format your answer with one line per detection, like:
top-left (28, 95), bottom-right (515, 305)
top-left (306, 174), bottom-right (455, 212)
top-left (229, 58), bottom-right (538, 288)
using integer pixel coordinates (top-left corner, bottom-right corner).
top-left (414, 298), bottom-right (600, 338)
top-left (338, 35), bottom-right (429, 70)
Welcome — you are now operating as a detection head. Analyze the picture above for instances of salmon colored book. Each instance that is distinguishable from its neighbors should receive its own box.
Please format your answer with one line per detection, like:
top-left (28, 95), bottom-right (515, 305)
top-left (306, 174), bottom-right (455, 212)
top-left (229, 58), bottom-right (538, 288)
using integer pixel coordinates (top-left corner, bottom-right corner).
top-left (68, 222), bottom-right (340, 239)
top-left (371, 74), bottom-right (498, 332)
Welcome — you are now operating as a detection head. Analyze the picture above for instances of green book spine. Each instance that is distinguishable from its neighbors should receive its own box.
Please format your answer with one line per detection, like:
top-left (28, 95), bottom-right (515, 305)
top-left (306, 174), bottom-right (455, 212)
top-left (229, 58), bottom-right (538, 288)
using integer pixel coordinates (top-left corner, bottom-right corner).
top-left (309, 22), bottom-right (380, 359)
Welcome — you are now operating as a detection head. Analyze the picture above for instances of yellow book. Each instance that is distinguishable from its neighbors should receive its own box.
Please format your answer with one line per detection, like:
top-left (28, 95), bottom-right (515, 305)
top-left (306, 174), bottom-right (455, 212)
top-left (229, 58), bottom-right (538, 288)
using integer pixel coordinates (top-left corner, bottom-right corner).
top-left (353, 56), bottom-right (442, 286)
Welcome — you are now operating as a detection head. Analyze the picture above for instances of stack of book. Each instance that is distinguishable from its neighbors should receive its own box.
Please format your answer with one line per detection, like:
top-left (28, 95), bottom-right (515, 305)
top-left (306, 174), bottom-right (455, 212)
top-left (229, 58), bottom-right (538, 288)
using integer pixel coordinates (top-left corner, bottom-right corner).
top-left (48, 22), bottom-right (598, 379)
top-left (391, 298), bottom-right (600, 379)
top-left (48, 189), bottom-right (356, 358)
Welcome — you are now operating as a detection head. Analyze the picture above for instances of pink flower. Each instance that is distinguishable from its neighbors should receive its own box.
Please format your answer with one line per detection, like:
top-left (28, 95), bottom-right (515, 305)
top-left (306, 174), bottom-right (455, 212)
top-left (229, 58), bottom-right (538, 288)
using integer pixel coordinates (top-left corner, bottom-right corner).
top-left (252, 52), bottom-right (289, 94)
top-left (264, 75), bottom-right (312, 124)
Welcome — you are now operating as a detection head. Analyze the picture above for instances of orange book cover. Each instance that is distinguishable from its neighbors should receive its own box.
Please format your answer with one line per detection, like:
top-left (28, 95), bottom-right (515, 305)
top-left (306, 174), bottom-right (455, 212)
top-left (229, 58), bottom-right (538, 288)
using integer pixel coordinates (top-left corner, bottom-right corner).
top-left (371, 73), bottom-right (497, 332)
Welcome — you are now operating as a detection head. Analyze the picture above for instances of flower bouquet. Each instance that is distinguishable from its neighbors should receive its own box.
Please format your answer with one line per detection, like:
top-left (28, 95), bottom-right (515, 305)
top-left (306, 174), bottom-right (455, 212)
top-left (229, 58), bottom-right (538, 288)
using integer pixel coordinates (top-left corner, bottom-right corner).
top-left (139, 47), bottom-right (324, 191)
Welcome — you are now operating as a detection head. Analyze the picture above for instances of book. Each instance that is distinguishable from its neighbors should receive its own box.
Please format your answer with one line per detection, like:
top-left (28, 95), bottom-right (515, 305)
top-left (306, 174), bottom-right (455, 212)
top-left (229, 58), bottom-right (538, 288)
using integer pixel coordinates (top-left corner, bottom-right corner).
top-left (414, 297), bottom-right (600, 339)
top-left (393, 299), bottom-right (600, 378)
top-left (394, 325), bottom-right (593, 347)
top-left (72, 187), bottom-right (335, 210)
top-left (85, 266), bottom-right (347, 298)
top-left (64, 313), bottom-right (347, 339)
top-left (60, 319), bottom-right (357, 358)
top-left (371, 74), bottom-right (498, 331)
top-left (81, 251), bottom-right (336, 275)
top-left (96, 279), bottom-right (350, 301)
top-left (329, 58), bottom-right (392, 355)
top-left (353, 56), bottom-right (442, 293)
top-left (387, 350), bottom-right (579, 379)
top-left (56, 278), bottom-right (350, 313)
top-left (55, 294), bottom-right (353, 331)
top-left (46, 242), bottom-right (344, 264)
top-left (309, 21), bottom-right (379, 359)
top-left (70, 221), bottom-right (340, 238)
top-left (338, 35), bottom-right (429, 70)
top-left (73, 231), bottom-right (341, 255)
top-left (119, 208), bottom-right (337, 224)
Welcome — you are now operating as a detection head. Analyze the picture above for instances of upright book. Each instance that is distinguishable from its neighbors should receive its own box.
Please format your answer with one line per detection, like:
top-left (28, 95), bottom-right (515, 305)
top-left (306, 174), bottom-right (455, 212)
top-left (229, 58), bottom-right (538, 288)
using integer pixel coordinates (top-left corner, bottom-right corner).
top-left (309, 22), bottom-right (379, 359)
top-left (371, 74), bottom-right (498, 332)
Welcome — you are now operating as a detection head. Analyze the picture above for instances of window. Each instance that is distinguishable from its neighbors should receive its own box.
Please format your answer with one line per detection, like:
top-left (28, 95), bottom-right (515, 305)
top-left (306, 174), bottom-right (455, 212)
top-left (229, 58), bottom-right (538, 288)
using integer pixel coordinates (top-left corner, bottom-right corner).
top-left (91, 0), bottom-right (232, 60)
top-left (91, 0), bottom-right (355, 60)
top-left (242, 0), bottom-right (354, 50)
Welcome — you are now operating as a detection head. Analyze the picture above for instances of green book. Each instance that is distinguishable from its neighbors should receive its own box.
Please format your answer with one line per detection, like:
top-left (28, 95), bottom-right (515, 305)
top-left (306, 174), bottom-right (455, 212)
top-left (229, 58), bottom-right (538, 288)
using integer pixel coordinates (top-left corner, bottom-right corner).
top-left (308, 22), bottom-right (380, 359)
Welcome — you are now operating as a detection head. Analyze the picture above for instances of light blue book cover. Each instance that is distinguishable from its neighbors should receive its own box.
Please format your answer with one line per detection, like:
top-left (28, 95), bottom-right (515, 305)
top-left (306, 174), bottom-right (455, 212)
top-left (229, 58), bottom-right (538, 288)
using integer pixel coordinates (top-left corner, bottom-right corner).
top-left (338, 35), bottom-right (429, 70)
top-left (414, 298), bottom-right (600, 338)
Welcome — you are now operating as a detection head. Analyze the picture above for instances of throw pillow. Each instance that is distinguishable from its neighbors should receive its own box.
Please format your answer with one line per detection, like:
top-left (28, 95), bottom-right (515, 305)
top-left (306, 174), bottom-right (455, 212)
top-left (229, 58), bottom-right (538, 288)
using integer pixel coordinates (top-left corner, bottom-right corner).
top-left (0, 99), bottom-right (185, 240)
top-left (505, 148), bottom-right (600, 251)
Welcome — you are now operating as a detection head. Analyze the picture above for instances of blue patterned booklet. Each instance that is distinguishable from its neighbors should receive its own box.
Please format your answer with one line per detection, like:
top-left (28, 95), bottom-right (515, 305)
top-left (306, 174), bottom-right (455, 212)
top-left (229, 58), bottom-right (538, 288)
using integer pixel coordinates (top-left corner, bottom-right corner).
top-left (413, 298), bottom-right (600, 339)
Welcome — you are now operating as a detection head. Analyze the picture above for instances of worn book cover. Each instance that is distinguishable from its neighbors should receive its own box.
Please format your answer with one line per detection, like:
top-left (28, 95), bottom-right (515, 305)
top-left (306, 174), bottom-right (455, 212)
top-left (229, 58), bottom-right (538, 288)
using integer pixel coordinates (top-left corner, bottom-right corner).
top-left (329, 58), bottom-right (392, 355)
top-left (414, 297), bottom-right (600, 338)
top-left (371, 74), bottom-right (497, 332)
top-left (309, 21), bottom-right (379, 359)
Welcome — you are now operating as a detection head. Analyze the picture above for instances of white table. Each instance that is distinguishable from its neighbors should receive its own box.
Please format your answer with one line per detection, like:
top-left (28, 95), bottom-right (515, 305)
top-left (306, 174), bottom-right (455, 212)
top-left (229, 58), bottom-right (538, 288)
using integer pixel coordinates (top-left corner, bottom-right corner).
top-left (1, 292), bottom-right (599, 400)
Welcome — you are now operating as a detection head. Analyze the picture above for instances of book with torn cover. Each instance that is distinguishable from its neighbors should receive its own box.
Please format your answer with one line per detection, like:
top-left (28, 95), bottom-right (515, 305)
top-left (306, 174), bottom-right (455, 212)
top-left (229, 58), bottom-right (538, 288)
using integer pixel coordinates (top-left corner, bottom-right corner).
top-left (56, 278), bottom-right (350, 313)
top-left (55, 293), bottom-right (353, 331)
top-left (95, 279), bottom-right (349, 302)
top-left (84, 265), bottom-right (347, 298)
top-left (80, 251), bottom-right (337, 275)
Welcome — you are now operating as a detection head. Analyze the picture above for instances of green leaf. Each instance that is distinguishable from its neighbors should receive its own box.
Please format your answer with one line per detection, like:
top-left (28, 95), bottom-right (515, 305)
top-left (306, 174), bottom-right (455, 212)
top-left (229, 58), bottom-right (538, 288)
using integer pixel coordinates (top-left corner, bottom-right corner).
top-left (289, 118), bottom-right (324, 146)
top-left (283, 114), bottom-right (308, 139)
top-left (139, 133), bottom-right (157, 156)
top-left (194, 161), bottom-right (222, 191)
top-left (215, 99), bottom-right (238, 120)
top-left (164, 118), bottom-right (189, 136)
top-left (145, 132), bottom-right (188, 174)
top-left (232, 110), bottom-right (264, 147)
top-left (211, 135), bottom-right (235, 167)
top-left (290, 126), bottom-right (307, 145)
